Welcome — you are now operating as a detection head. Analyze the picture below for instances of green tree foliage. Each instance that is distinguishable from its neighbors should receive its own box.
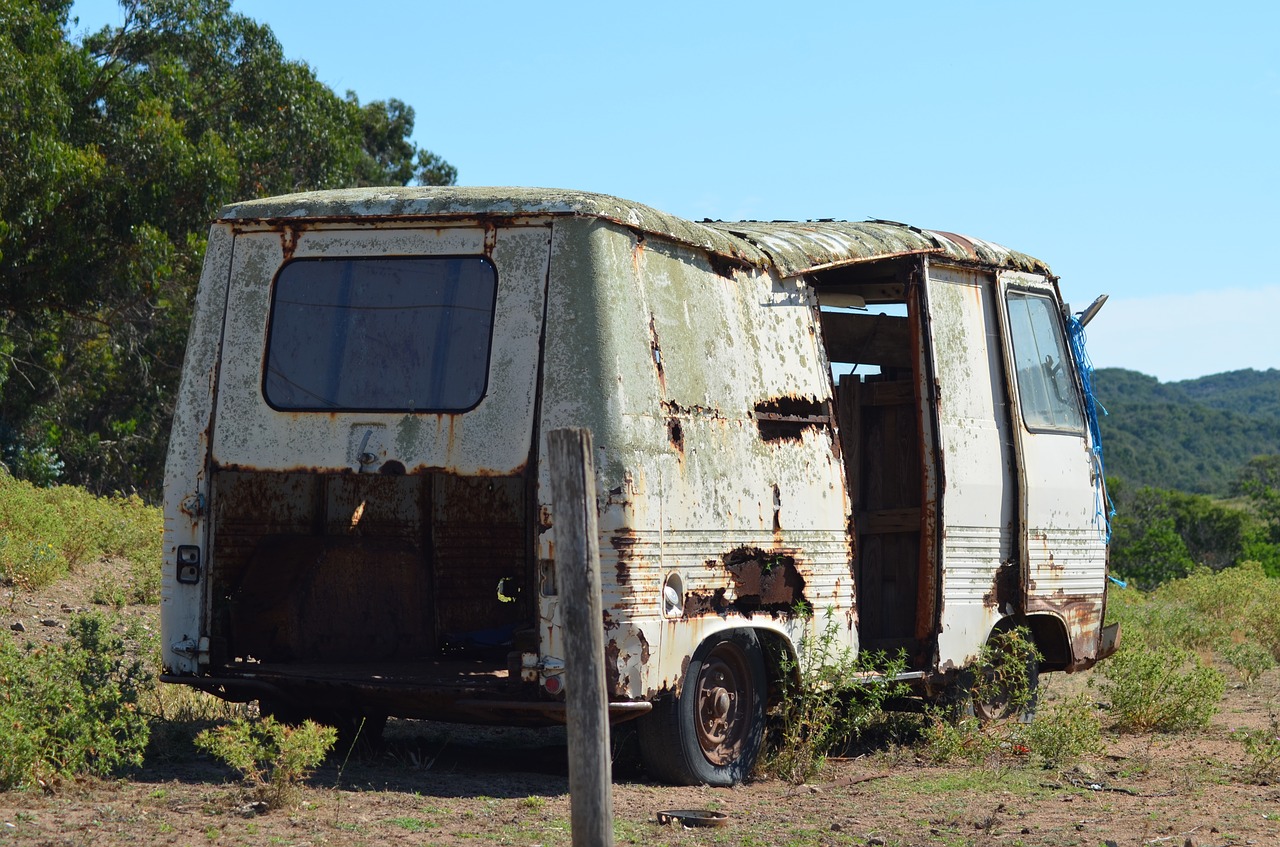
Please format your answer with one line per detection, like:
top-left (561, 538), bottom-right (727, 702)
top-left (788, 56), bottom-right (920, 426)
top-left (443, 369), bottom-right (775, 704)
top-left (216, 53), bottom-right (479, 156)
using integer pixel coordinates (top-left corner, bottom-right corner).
top-left (1233, 455), bottom-right (1280, 496)
top-left (0, 0), bottom-right (455, 496)
top-left (1095, 368), bottom-right (1280, 495)
top-left (1108, 478), bottom-right (1249, 588)
top-left (1237, 459), bottom-right (1280, 577)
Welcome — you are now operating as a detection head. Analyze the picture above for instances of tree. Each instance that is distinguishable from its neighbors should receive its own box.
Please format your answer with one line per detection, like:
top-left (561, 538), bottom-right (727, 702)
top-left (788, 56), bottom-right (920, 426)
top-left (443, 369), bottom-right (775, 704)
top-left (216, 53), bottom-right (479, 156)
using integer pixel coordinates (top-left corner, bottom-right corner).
top-left (1233, 455), bottom-right (1280, 496)
top-left (1108, 479), bottom-right (1250, 589)
top-left (0, 0), bottom-right (455, 496)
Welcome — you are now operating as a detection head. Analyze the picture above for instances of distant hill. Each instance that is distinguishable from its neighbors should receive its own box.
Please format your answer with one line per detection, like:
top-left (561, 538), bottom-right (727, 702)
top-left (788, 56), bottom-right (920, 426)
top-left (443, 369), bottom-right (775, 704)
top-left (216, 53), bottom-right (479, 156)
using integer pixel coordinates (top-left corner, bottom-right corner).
top-left (1093, 368), bottom-right (1280, 494)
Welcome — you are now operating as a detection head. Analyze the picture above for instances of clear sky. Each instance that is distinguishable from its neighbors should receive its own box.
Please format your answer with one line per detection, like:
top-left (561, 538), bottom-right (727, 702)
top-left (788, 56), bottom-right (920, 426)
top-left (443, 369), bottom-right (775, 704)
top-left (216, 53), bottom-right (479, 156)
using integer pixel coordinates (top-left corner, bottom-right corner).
top-left (69, 0), bottom-right (1280, 382)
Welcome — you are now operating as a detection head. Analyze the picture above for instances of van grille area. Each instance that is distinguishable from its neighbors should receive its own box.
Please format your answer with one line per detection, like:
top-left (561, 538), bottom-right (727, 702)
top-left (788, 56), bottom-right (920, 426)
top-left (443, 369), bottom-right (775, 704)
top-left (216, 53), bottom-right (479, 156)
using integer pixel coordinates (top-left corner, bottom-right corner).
top-left (206, 470), bottom-right (535, 700)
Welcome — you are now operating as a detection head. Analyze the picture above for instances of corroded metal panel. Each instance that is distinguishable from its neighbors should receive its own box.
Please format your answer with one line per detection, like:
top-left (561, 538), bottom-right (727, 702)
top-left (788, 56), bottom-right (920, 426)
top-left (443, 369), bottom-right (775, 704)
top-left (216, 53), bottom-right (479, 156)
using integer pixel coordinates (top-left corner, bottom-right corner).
top-left (535, 220), bottom-right (852, 700)
top-left (161, 223), bottom-right (236, 675)
top-left (923, 264), bottom-right (1015, 669)
top-left (209, 224), bottom-right (550, 476)
top-left (702, 221), bottom-right (1051, 278)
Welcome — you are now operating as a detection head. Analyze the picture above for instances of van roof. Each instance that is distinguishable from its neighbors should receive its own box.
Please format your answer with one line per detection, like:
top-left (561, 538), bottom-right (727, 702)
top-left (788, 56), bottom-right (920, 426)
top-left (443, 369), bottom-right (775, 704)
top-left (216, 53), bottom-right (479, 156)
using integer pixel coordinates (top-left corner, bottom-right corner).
top-left (219, 186), bottom-right (1052, 279)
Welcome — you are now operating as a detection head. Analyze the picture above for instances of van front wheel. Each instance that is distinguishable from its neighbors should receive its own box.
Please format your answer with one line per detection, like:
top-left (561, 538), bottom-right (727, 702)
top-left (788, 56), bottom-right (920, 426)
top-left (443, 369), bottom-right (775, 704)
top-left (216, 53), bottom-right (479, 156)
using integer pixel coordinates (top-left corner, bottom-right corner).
top-left (638, 629), bottom-right (766, 786)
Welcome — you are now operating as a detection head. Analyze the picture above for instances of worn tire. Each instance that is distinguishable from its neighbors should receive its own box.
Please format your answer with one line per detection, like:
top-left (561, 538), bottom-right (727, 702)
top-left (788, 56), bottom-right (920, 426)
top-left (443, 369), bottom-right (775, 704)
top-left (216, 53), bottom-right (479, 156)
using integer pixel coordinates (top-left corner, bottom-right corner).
top-left (637, 629), bottom-right (766, 786)
top-left (963, 644), bottom-right (1040, 724)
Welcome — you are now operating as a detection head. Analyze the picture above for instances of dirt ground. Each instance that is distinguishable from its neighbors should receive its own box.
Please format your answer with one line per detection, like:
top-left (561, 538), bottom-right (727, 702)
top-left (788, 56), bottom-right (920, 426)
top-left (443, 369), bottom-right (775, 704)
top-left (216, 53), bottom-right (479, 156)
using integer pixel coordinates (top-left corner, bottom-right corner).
top-left (3, 572), bottom-right (1279, 847)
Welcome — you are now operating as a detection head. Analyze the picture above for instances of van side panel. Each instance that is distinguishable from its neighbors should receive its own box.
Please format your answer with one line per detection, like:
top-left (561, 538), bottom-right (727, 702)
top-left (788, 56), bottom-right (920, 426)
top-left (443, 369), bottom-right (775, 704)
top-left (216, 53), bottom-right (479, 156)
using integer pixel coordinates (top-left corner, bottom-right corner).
top-left (538, 220), bottom-right (852, 700)
top-left (161, 223), bottom-right (235, 674)
top-left (923, 264), bottom-right (1016, 669)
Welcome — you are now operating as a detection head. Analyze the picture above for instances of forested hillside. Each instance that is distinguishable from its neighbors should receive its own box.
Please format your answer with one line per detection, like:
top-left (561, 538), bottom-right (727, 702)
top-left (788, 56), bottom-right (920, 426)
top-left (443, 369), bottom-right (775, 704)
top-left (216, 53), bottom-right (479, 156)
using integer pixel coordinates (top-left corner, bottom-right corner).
top-left (1095, 368), bottom-right (1280, 494)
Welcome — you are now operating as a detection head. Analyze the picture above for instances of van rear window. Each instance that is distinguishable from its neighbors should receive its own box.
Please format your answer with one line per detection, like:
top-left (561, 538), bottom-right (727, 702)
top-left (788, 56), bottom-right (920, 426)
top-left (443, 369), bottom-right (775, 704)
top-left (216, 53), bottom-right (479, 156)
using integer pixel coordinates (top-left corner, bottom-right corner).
top-left (263, 256), bottom-right (497, 412)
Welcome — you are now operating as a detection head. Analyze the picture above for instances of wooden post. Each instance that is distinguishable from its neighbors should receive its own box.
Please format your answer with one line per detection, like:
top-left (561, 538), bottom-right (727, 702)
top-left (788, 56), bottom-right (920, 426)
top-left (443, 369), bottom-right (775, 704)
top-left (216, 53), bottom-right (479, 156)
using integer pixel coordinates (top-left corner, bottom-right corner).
top-left (548, 427), bottom-right (614, 847)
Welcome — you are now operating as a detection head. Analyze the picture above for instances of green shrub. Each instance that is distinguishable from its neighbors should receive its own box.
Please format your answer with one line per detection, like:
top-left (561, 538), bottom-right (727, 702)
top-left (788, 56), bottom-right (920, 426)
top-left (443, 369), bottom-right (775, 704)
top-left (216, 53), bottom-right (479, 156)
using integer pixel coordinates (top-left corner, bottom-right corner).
top-left (1221, 641), bottom-right (1276, 686)
top-left (921, 631), bottom-right (1094, 769)
top-left (0, 472), bottom-right (160, 591)
top-left (1233, 713), bottom-right (1280, 784)
top-left (921, 712), bottom-right (1001, 765)
top-left (1106, 563), bottom-right (1280, 667)
top-left (1018, 693), bottom-right (1104, 767)
top-left (194, 716), bottom-right (337, 809)
top-left (965, 628), bottom-right (1041, 721)
top-left (765, 607), bottom-right (908, 784)
top-left (0, 612), bottom-right (152, 789)
top-left (1094, 645), bottom-right (1226, 732)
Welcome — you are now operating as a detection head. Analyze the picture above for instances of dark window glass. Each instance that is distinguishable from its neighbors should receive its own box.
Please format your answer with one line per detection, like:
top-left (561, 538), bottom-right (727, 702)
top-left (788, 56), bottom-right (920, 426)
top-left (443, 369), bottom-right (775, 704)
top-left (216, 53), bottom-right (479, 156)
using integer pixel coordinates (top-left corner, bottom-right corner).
top-left (264, 257), bottom-right (497, 411)
top-left (1006, 290), bottom-right (1084, 432)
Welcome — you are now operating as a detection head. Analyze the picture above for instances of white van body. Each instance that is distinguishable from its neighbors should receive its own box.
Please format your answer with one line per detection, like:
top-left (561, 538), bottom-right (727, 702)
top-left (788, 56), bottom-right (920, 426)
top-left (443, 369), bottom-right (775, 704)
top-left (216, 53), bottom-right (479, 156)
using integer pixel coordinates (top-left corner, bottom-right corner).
top-left (161, 187), bottom-right (1117, 785)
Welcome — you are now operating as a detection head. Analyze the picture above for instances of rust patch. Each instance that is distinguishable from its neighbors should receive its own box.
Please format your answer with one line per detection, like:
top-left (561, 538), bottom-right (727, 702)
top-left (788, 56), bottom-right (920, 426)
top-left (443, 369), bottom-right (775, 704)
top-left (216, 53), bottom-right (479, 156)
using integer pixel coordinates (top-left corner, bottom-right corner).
top-left (705, 250), bottom-right (745, 280)
top-left (1025, 594), bottom-right (1108, 672)
top-left (660, 399), bottom-right (724, 420)
top-left (604, 639), bottom-right (621, 695)
top-left (754, 396), bottom-right (831, 442)
top-left (611, 531), bottom-right (639, 586)
top-left (667, 418), bottom-right (684, 452)
top-left (723, 547), bottom-right (807, 614)
top-left (279, 225), bottom-right (299, 261)
top-left (684, 587), bottom-right (728, 616)
top-left (982, 560), bottom-right (1021, 612)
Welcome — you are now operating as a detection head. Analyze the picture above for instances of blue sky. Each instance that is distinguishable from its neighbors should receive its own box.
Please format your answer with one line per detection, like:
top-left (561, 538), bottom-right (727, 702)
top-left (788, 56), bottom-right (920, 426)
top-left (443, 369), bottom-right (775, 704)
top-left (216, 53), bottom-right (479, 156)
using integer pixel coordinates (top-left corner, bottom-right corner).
top-left (69, 0), bottom-right (1280, 381)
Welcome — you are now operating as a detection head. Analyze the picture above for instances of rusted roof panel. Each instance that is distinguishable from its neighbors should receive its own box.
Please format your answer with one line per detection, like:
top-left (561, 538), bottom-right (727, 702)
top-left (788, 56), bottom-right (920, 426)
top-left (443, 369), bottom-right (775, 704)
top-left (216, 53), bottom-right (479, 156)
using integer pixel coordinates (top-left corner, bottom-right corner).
top-left (705, 220), bottom-right (1053, 278)
top-left (219, 187), bottom-right (765, 266)
top-left (219, 187), bottom-right (1051, 277)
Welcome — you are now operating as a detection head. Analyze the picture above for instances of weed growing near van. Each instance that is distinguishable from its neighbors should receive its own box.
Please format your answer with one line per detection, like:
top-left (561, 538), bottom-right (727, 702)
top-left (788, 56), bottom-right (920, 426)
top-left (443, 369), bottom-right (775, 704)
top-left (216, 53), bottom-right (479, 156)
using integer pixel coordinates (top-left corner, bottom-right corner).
top-left (1094, 645), bottom-right (1225, 732)
top-left (1019, 693), bottom-right (1105, 767)
top-left (921, 630), bottom-right (1102, 769)
top-left (966, 627), bottom-right (1041, 721)
top-left (194, 716), bottom-right (337, 809)
top-left (0, 471), bottom-right (160, 592)
top-left (765, 607), bottom-right (908, 784)
top-left (0, 612), bottom-right (152, 789)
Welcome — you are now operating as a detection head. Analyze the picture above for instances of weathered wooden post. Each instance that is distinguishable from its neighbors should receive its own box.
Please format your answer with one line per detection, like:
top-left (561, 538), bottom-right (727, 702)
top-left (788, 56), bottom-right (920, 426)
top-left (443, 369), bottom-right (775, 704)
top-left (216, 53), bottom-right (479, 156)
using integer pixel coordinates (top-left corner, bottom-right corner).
top-left (548, 427), bottom-right (615, 847)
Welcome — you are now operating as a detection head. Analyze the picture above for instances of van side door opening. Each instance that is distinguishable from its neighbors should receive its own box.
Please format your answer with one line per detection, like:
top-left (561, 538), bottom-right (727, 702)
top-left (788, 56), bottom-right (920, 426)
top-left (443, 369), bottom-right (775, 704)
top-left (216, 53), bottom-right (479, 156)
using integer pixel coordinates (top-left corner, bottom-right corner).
top-left (812, 259), bottom-right (937, 670)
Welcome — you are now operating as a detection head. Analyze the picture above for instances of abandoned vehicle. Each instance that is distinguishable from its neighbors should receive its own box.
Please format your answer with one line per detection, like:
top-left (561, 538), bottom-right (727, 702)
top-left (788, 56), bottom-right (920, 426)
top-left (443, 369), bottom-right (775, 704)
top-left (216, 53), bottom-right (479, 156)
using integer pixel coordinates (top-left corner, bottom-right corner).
top-left (160, 187), bottom-right (1119, 785)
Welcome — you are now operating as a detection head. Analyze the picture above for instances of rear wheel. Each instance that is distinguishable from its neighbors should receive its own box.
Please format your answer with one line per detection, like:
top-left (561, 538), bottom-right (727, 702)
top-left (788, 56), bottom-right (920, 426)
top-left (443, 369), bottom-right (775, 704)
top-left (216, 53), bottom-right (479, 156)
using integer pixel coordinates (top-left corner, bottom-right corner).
top-left (638, 629), bottom-right (766, 786)
top-left (960, 629), bottom-right (1041, 724)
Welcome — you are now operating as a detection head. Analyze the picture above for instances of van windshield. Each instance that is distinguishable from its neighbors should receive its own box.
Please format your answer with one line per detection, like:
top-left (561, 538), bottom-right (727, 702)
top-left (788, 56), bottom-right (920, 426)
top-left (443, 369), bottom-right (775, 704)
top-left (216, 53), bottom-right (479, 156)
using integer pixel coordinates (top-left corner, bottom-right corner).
top-left (263, 256), bottom-right (497, 412)
top-left (1006, 289), bottom-right (1084, 432)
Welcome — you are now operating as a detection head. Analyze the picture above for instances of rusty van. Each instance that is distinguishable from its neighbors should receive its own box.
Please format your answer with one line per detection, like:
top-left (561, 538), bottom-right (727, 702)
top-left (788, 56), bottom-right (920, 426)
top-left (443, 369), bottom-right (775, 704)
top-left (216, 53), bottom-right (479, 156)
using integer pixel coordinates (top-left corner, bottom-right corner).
top-left (160, 186), bottom-right (1119, 785)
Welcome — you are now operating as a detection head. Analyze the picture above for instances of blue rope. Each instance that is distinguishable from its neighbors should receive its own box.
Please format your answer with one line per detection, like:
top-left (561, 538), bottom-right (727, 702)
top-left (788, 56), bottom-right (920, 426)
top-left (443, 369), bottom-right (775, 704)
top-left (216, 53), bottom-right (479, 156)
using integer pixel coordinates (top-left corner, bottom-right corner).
top-left (1067, 316), bottom-right (1115, 542)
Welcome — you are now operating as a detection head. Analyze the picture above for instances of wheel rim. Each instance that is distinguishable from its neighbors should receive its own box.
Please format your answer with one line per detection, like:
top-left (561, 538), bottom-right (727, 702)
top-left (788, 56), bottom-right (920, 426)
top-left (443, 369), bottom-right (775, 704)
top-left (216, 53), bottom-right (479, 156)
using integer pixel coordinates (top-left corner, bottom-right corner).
top-left (693, 642), bottom-right (754, 766)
